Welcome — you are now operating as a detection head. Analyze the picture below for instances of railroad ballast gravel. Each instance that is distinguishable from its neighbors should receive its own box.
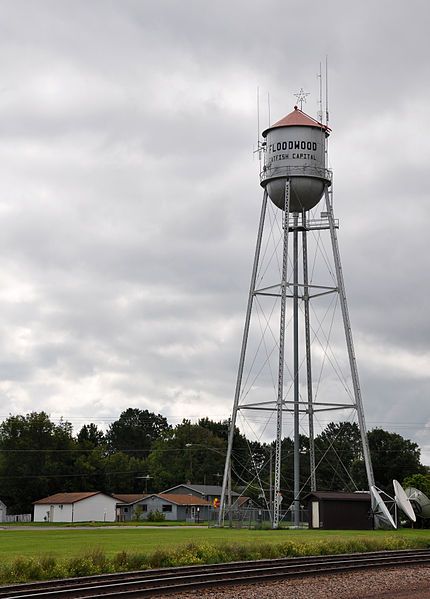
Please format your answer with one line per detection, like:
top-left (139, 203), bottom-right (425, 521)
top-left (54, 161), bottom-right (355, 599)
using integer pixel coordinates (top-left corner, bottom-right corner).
top-left (174, 565), bottom-right (430, 598)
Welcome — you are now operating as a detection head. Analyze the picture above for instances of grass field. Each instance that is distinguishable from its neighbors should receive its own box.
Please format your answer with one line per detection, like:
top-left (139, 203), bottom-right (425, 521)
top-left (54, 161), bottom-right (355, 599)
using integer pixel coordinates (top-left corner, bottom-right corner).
top-left (0, 527), bottom-right (429, 584)
top-left (0, 527), bottom-right (430, 560)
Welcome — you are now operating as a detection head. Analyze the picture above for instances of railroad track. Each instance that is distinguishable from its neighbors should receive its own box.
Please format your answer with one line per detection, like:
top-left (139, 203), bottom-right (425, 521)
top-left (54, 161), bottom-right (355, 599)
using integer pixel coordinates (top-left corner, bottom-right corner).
top-left (1, 549), bottom-right (429, 598)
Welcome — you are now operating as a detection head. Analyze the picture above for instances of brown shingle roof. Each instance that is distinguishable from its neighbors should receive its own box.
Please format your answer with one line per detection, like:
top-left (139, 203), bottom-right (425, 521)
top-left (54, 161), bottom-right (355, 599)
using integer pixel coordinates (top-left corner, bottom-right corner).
top-left (233, 496), bottom-right (251, 507)
top-left (151, 493), bottom-right (211, 506)
top-left (33, 492), bottom-right (103, 505)
top-left (112, 494), bottom-right (147, 504)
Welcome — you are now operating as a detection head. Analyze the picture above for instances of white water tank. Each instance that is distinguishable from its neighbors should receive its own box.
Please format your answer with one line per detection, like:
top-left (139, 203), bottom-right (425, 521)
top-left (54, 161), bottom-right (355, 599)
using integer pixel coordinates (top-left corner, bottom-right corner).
top-left (260, 106), bottom-right (331, 212)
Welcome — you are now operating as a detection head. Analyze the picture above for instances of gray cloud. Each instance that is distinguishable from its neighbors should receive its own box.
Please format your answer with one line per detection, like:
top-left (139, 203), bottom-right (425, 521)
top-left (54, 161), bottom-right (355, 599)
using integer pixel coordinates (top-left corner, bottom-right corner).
top-left (0, 0), bottom-right (429, 465)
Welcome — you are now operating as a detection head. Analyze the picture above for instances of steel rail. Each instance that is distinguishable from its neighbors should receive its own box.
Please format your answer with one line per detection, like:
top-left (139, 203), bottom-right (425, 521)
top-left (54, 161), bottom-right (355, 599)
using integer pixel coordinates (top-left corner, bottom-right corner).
top-left (1, 549), bottom-right (430, 598)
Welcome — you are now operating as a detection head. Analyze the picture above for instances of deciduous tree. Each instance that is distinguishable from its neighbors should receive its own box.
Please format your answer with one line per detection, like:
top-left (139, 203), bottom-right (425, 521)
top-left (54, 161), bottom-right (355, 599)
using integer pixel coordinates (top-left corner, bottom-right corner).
top-left (0, 412), bottom-right (76, 513)
top-left (106, 408), bottom-right (170, 457)
top-left (147, 420), bottom-right (225, 491)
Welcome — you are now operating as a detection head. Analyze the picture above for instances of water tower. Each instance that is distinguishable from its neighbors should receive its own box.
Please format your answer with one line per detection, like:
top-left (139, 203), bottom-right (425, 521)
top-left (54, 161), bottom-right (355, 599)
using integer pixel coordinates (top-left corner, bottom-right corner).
top-left (219, 103), bottom-right (375, 529)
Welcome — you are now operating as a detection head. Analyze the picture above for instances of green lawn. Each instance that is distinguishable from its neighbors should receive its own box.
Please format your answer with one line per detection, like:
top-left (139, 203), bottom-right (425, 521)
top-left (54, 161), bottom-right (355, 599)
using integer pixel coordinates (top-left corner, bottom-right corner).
top-left (0, 527), bottom-right (429, 560)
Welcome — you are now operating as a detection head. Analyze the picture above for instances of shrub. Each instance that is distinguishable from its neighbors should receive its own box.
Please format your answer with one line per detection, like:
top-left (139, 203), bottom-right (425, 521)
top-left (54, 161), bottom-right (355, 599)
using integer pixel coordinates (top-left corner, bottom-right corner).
top-left (147, 548), bottom-right (174, 568)
top-left (67, 548), bottom-right (112, 577)
top-left (133, 506), bottom-right (144, 521)
top-left (112, 551), bottom-right (149, 571)
top-left (147, 510), bottom-right (166, 522)
top-left (7, 557), bottom-right (43, 583)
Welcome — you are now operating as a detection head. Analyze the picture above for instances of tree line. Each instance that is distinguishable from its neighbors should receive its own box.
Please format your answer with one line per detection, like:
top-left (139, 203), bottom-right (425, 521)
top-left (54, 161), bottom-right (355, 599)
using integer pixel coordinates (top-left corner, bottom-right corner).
top-left (0, 408), bottom-right (426, 514)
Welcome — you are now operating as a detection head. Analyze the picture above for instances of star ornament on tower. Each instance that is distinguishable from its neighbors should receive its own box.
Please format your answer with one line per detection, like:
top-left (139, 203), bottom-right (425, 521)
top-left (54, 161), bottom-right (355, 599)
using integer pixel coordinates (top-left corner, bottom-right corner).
top-left (294, 88), bottom-right (310, 110)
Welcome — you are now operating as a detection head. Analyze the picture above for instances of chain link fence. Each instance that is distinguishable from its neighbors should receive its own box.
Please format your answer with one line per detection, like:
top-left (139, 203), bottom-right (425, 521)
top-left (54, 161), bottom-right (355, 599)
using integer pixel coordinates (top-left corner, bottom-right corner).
top-left (208, 507), bottom-right (309, 529)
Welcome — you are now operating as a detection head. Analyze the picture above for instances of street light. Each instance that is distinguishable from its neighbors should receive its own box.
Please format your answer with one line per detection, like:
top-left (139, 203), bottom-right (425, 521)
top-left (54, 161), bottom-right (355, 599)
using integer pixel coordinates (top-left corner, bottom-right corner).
top-left (184, 444), bottom-right (227, 485)
top-left (137, 474), bottom-right (152, 494)
top-left (185, 443), bottom-right (193, 481)
top-left (185, 443), bottom-right (231, 524)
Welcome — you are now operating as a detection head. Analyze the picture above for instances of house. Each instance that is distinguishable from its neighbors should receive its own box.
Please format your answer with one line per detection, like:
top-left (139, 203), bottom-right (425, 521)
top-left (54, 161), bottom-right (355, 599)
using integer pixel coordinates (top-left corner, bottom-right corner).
top-left (0, 499), bottom-right (7, 522)
top-left (111, 493), bottom-right (147, 504)
top-left (305, 491), bottom-right (372, 530)
top-left (116, 493), bottom-right (211, 522)
top-left (33, 492), bottom-right (119, 523)
top-left (112, 494), bottom-right (147, 522)
top-left (162, 484), bottom-right (251, 509)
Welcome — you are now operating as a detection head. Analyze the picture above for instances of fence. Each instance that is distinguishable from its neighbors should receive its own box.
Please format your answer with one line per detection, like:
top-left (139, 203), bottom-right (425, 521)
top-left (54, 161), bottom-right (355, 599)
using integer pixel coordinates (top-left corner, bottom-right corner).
top-left (208, 507), bottom-right (309, 529)
top-left (3, 514), bottom-right (31, 523)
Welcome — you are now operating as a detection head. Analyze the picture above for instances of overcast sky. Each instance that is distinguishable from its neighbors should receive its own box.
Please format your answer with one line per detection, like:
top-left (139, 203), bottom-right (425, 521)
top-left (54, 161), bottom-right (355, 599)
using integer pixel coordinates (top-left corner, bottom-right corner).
top-left (0, 0), bottom-right (429, 462)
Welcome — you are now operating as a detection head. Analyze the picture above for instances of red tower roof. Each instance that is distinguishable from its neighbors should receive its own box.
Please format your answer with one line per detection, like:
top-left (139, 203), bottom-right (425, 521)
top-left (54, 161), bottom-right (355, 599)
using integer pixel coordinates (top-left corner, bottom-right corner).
top-left (262, 106), bottom-right (331, 137)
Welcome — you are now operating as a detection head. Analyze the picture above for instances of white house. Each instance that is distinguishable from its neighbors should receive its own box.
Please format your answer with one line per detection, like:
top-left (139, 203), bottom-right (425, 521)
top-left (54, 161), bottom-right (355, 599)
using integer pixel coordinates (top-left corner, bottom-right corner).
top-left (33, 492), bottom-right (119, 523)
top-left (0, 499), bottom-right (7, 522)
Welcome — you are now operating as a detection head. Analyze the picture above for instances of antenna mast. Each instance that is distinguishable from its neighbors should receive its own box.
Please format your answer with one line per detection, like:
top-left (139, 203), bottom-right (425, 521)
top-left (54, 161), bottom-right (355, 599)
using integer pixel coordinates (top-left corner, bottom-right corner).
top-left (317, 62), bottom-right (323, 122)
top-left (325, 55), bottom-right (329, 125)
top-left (256, 86), bottom-right (262, 170)
top-left (257, 86), bottom-right (260, 142)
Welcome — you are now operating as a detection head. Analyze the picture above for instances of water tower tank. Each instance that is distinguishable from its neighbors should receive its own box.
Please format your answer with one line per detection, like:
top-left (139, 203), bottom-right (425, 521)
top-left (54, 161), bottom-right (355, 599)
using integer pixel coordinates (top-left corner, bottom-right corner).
top-left (260, 107), bottom-right (331, 212)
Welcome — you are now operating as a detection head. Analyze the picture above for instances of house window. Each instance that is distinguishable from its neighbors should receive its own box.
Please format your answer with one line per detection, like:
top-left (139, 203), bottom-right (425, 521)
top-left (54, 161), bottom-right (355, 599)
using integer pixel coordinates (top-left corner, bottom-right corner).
top-left (162, 504), bottom-right (172, 513)
top-left (124, 507), bottom-right (128, 513)
top-left (141, 504), bottom-right (148, 511)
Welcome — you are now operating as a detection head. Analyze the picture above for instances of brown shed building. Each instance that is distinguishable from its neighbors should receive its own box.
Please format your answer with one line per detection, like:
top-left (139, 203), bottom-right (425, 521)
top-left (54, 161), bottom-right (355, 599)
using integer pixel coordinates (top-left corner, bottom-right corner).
top-left (306, 491), bottom-right (372, 530)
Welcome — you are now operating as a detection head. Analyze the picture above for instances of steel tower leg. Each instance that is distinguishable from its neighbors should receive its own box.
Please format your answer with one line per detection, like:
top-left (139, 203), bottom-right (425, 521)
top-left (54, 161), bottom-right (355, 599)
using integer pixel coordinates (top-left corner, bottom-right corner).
top-left (273, 181), bottom-right (291, 529)
top-left (324, 186), bottom-right (375, 490)
top-left (219, 191), bottom-right (269, 525)
top-left (302, 211), bottom-right (316, 492)
top-left (292, 212), bottom-right (300, 527)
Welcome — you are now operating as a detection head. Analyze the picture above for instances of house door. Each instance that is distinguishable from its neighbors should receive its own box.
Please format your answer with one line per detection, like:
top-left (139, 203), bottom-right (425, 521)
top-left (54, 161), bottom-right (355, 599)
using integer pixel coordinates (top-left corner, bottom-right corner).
top-left (190, 507), bottom-right (196, 521)
top-left (49, 505), bottom-right (54, 522)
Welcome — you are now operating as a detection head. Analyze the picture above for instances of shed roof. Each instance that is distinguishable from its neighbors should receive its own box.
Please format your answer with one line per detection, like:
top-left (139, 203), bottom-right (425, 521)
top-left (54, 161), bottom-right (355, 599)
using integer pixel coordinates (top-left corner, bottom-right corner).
top-left (233, 496), bottom-right (251, 507)
top-left (33, 492), bottom-right (107, 505)
top-left (305, 491), bottom-right (370, 502)
top-left (262, 107), bottom-right (331, 137)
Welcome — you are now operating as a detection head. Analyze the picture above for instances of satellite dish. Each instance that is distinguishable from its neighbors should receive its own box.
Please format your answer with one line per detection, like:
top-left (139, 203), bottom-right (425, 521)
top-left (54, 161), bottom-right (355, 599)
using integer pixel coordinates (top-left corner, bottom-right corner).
top-left (370, 486), bottom-right (397, 529)
top-left (393, 480), bottom-right (416, 522)
top-left (405, 487), bottom-right (430, 519)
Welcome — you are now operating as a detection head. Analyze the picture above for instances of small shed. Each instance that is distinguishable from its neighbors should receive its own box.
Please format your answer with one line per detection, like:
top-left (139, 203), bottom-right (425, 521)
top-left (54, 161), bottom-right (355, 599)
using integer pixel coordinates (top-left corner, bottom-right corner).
top-left (305, 491), bottom-right (372, 530)
top-left (33, 492), bottom-right (118, 523)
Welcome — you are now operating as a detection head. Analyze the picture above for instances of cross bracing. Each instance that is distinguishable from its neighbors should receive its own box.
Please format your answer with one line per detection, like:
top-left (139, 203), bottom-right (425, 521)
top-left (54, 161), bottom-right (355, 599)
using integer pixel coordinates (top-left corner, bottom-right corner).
top-left (219, 182), bottom-right (374, 529)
